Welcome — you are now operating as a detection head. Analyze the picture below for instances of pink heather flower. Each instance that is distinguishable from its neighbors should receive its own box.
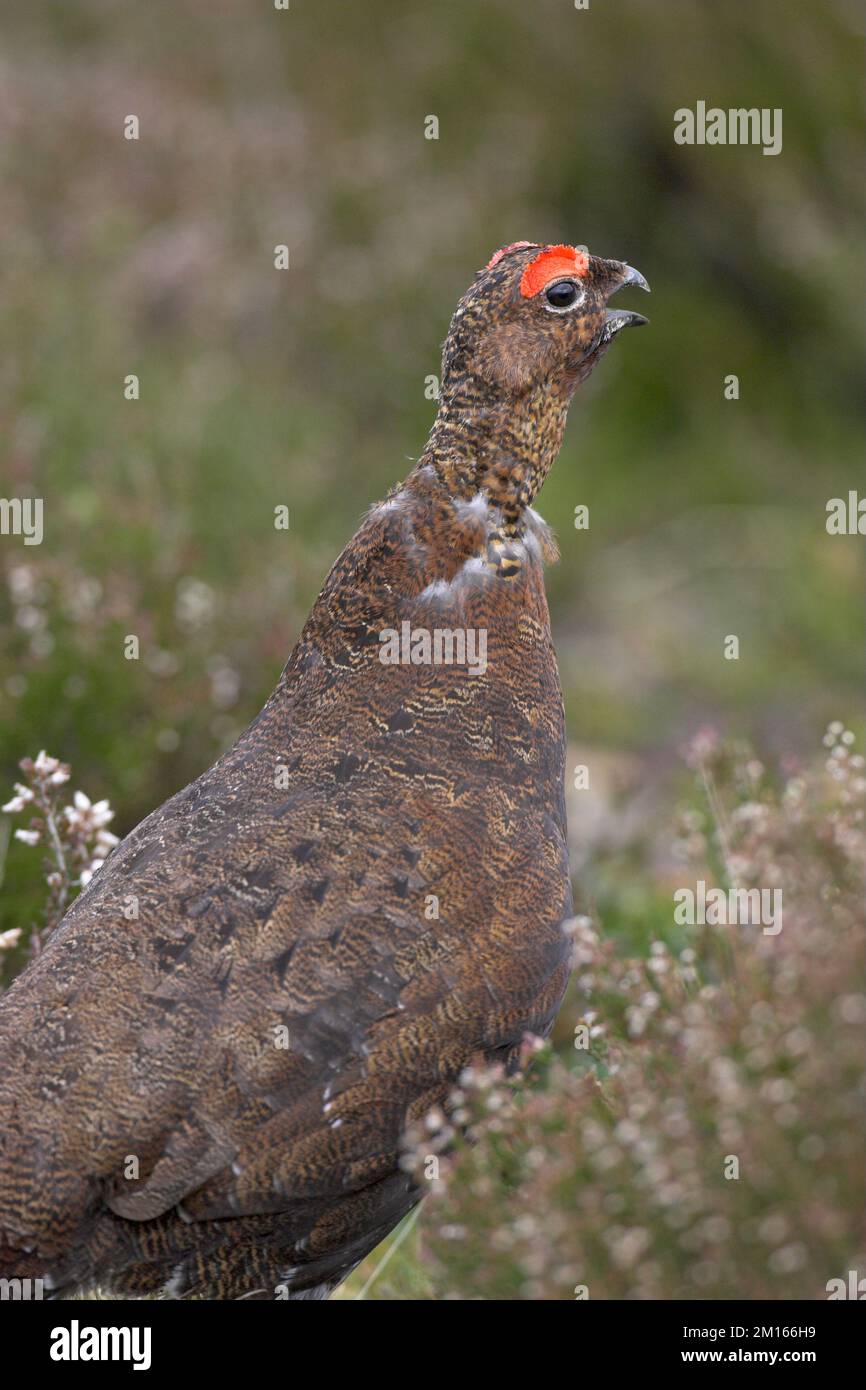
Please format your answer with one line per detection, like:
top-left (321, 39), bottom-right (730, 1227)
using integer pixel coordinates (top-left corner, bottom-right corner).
top-left (684, 726), bottom-right (720, 768)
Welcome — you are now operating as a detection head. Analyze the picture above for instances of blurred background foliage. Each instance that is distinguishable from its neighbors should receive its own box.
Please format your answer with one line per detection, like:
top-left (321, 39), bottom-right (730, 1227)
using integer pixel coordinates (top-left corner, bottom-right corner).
top-left (0, 0), bottom-right (862, 1297)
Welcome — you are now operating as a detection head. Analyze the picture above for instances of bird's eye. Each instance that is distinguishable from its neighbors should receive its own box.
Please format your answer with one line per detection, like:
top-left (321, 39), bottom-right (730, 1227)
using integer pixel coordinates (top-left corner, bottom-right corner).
top-left (543, 280), bottom-right (582, 312)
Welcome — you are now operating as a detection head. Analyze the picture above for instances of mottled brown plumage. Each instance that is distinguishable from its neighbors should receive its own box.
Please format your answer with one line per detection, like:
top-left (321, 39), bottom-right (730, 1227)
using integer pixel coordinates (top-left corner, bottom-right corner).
top-left (0, 242), bottom-right (647, 1298)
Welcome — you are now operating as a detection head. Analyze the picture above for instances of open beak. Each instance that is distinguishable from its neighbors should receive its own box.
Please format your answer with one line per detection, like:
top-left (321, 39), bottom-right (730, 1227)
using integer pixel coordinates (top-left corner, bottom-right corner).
top-left (600, 261), bottom-right (650, 342)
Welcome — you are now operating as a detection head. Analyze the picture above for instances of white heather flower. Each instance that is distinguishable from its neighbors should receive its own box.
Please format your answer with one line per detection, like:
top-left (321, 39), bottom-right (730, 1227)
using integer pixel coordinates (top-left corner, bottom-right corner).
top-left (8, 565), bottom-right (37, 602)
top-left (14, 828), bottom-right (41, 845)
top-left (614, 1120), bottom-right (641, 1145)
top-left (208, 658), bottom-right (241, 710)
top-left (761, 1078), bottom-right (795, 1104)
top-left (79, 857), bottom-right (106, 887)
top-left (726, 853), bottom-right (752, 880)
top-left (65, 791), bottom-right (114, 833)
top-left (769, 1243), bottom-right (807, 1275)
top-left (175, 576), bottom-right (216, 630)
top-left (685, 727), bottom-right (721, 770)
top-left (757, 1213), bottom-right (789, 1245)
top-left (0, 928), bottom-right (22, 951)
top-left (2, 784), bottom-right (33, 813)
top-left (15, 605), bottom-right (43, 632)
top-left (837, 995), bottom-right (866, 1025)
top-left (33, 750), bottom-right (60, 777)
top-left (608, 1226), bottom-right (651, 1268)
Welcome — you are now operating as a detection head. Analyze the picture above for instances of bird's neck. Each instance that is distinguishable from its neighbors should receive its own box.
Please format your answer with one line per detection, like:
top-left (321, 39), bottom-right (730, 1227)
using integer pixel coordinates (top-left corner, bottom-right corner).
top-left (415, 375), bottom-right (570, 535)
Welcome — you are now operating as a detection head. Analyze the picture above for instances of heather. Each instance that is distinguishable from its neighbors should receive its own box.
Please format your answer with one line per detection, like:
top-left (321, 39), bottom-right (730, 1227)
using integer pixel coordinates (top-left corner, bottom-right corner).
top-left (349, 728), bottom-right (865, 1299)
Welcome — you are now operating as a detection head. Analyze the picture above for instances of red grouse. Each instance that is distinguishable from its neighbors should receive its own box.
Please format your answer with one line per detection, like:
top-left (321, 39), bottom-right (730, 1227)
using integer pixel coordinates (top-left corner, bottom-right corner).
top-left (0, 242), bottom-right (648, 1298)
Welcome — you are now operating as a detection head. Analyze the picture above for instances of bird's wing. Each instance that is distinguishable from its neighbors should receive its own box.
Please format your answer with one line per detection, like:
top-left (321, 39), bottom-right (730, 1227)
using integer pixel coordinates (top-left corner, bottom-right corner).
top-left (0, 726), bottom-right (570, 1243)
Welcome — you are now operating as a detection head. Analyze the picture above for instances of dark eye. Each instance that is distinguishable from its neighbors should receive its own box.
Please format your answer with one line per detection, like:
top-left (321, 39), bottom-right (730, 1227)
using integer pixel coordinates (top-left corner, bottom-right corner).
top-left (544, 280), bottom-right (580, 310)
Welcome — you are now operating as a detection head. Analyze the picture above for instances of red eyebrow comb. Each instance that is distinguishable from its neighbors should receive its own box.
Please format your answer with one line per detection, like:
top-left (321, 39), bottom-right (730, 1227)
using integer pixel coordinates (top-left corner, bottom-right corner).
top-left (519, 245), bottom-right (590, 297)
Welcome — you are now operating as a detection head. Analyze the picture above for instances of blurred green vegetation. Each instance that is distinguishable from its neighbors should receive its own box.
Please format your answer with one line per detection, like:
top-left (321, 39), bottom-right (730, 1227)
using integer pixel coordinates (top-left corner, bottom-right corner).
top-left (1, 3), bottom-right (862, 967)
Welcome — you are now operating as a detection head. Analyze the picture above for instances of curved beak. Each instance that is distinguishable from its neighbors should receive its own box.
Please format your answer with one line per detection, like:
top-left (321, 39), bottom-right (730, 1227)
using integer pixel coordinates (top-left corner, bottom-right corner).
top-left (614, 263), bottom-right (651, 295)
top-left (600, 260), bottom-right (650, 341)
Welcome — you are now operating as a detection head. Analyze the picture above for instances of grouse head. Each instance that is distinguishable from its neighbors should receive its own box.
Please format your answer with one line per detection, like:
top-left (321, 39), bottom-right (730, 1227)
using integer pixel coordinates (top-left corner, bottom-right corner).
top-left (421, 242), bottom-right (649, 518)
top-left (441, 241), bottom-right (649, 397)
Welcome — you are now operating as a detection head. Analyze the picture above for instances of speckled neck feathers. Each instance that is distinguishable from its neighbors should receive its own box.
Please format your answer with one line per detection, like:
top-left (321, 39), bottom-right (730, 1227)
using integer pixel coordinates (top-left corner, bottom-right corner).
top-left (417, 373), bottom-right (570, 541)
